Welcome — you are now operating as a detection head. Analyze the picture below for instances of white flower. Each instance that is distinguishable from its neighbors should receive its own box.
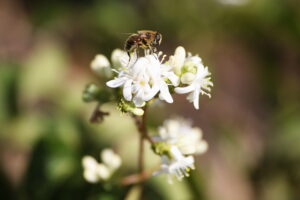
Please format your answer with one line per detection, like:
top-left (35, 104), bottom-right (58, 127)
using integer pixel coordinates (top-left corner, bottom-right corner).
top-left (174, 52), bottom-right (213, 110)
top-left (106, 53), bottom-right (179, 107)
top-left (152, 118), bottom-right (208, 183)
top-left (101, 148), bottom-right (122, 171)
top-left (90, 54), bottom-right (112, 78)
top-left (153, 146), bottom-right (195, 184)
top-left (82, 149), bottom-right (122, 183)
top-left (157, 118), bottom-right (208, 155)
top-left (82, 156), bottom-right (110, 183)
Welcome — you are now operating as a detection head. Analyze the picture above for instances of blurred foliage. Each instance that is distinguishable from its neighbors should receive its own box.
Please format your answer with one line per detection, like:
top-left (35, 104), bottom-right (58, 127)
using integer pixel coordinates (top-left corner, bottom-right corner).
top-left (1, 0), bottom-right (300, 199)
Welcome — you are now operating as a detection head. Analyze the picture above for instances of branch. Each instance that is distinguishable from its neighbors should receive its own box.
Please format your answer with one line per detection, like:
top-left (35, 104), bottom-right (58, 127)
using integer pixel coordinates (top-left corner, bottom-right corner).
top-left (121, 170), bottom-right (152, 186)
top-left (89, 103), bottom-right (109, 123)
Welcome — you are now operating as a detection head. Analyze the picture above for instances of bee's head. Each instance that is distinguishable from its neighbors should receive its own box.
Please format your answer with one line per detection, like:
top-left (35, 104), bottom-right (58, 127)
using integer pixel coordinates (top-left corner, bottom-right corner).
top-left (154, 32), bottom-right (162, 46)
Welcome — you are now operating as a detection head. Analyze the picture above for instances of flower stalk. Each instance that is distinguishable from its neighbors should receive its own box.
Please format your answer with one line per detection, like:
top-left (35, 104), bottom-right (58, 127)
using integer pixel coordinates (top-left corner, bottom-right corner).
top-left (132, 106), bottom-right (154, 176)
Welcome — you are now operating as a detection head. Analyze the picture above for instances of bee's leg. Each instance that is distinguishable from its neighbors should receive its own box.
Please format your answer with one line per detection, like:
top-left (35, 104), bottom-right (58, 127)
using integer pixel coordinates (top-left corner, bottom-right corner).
top-left (136, 49), bottom-right (139, 58)
top-left (134, 50), bottom-right (139, 65)
top-left (126, 50), bottom-right (138, 67)
top-left (127, 51), bottom-right (131, 61)
top-left (126, 51), bottom-right (131, 67)
top-left (149, 47), bottom-right (153, 54)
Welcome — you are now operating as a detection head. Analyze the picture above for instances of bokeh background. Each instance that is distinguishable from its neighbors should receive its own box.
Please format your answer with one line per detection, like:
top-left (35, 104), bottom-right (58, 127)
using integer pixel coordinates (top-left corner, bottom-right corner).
top-left (1, 0), bottom-right (300, 199)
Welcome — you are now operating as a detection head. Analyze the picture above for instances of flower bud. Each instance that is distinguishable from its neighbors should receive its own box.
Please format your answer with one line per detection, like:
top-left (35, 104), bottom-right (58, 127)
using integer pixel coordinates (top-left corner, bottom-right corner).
top-left (182, 61), bottom-right (197, 74)
top-left (90, 54), bottom-right (112, 78)
top-left (96, 164), bottom-right (111, 180)
top-left (82, 156), bottom-right (100, 183)
top-left (131, 107), bottom-right (144, 116)
top-left (181, 72), bottom-right (196, 84)
top-left (82, 83), bottom-right (112, 103)
top-left (170, 46), bottom-right (186, 75)
top-left (152, 142), bottom-right (171, 158)
top-left (118, 99), bottom-right (144, 116)
top-left (101, 149), bottom-right (122, 171)
top-left (111, 49), bottom-right (127, 69)
top-left (196, 140), bottom-right (208, 154)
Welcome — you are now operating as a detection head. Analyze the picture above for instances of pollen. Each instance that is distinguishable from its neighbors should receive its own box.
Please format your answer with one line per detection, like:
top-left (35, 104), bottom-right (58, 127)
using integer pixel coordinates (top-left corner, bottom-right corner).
top-left (139, 80), bottom-right (146, 85)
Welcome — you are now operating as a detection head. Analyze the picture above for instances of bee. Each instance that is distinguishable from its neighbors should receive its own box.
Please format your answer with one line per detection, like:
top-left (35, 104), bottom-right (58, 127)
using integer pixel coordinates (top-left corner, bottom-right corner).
top-left (124, 30), bottom-right (162, 57)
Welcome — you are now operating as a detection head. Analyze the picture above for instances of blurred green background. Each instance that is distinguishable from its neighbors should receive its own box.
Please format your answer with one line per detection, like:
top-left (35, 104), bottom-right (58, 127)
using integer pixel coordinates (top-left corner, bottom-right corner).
top-left (1, 0), bottom-right (300, 199)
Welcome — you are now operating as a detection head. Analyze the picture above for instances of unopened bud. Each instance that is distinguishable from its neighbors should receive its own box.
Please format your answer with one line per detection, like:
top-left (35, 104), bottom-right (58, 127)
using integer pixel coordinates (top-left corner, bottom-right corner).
top-left (181, 72), bottom-right (196, 84)
top-left (111, 49), bottom-right (127, 69)
top-left (182, 61), bottom-right (197, 74)
top-left (131, 108), bottom-right (144, 116)
top-left (152, 142), bottom-right (172, 158)
top-left (170, 46), bottom-right (186, 75)
top-left (82, 83), bottom-right (112, 103)
top-left (91, 54), bottom-right (112, 78)
top-left (118, 99), bottom-right (144, 116)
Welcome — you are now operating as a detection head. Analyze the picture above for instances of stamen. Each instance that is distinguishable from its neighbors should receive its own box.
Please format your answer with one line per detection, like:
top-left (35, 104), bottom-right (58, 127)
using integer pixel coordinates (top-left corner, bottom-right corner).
top-left (112, 69), bottom-right (120, 74)
top-left (161, 54), bottom-right (167, 63)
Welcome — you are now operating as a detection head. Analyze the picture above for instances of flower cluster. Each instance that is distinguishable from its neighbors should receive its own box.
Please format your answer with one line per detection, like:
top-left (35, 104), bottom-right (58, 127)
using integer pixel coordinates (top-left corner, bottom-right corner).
top-left (152, 118), bottom-right (208, 183)
top-left (82, 149), bottom-right (121, 183)
top-left (91, 46), bottom-right (213, 111)
top-left (83, 42), bottom-right (212, 185)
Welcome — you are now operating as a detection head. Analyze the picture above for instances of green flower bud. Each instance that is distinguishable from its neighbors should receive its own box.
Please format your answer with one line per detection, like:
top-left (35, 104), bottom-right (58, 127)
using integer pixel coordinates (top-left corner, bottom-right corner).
top-left (151, 142), bottom-right (172, 159)
top-left (182, 61), bottom-right (197, 74)
top-left (82, 83), bottom-right (112, 103)
top-left (117, 99), bottom-right (144, 116)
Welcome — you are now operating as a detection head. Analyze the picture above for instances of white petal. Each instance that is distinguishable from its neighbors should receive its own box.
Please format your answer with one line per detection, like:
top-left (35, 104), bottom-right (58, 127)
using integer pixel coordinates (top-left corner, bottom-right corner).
top-left (123, 80), bottom-right (133, 101)
top-left (166, 72), bottom-right (180, 86)
top-left (143, 84), bottom-right (159, 101)
top-left (158, 82), bottom-right (173, 103)
top-left (133, 97), bottom-right (145, 107)
top-left (106, 78), bottom-right (126, 88)
top-left (120, 55), bottom-right (130, 68)
top-left (170, 146), bottom-right (184, 160)
top-left (186, 92), bottom-right (194, 103)
top-left (192, 89), bottom-right (200, 110)
top-left (152, 164), bottom-right (168, 176)
top-left (175, 85), bottom-right (195, 94)
top-left (133, 89), bottom-right (146, 107)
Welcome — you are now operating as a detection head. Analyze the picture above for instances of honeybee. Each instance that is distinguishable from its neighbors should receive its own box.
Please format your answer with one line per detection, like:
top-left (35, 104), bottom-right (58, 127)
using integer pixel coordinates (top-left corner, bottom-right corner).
top-left (124, 30), bottom-right (162, 57)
